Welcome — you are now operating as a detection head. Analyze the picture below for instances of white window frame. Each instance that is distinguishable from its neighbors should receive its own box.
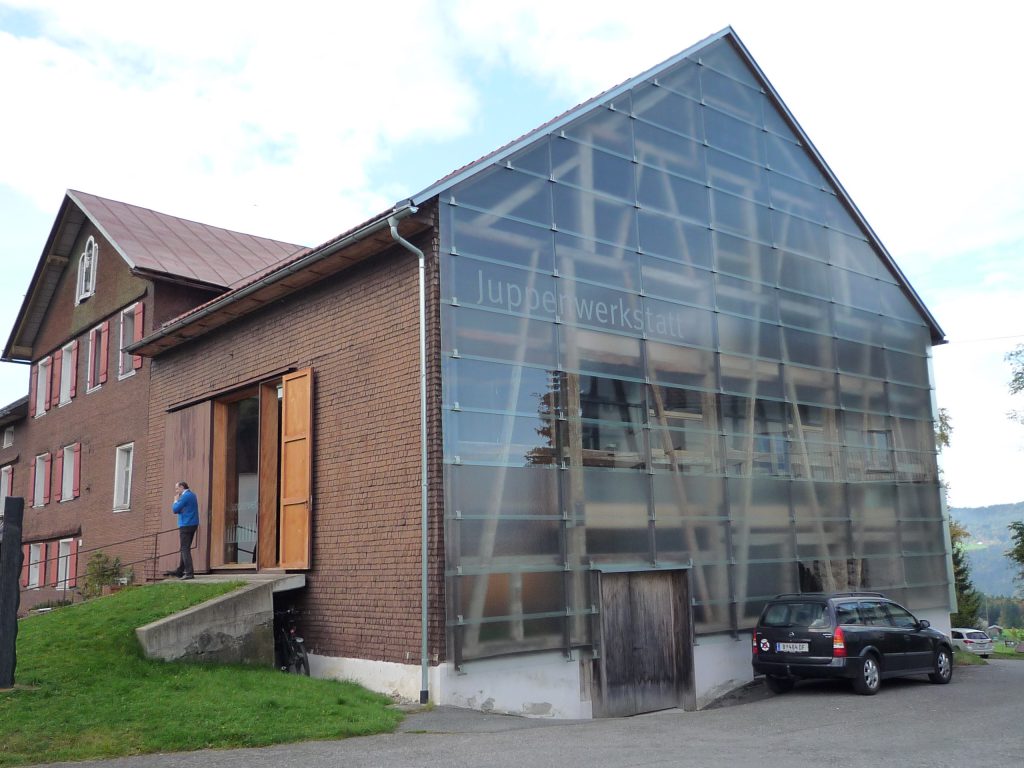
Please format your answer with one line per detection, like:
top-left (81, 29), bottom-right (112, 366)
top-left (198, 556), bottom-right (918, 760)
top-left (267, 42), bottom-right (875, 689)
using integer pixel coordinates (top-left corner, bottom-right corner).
top-left (76, 236), bottom-right (98, 304)
top-left (61, 444), bottom-right (75, 502)
top-left (2, 425), bottom-right (12, 448)
top-left (35, 356), bottom-right (51, 416)
top-left (59, 341), bottom-right (74, 405)
top-left (56, 538), bottom-right (73, 590)
top-left (87, 324), bottom-right (103, 392)
top-left (118, 305), bottom-right (137, 379)
top-left (0, 464), bottom-right (11, 509)
top-left (33, 453), bottom-right (47, 507)
top-left (28, 543), bottom-right (42, 588)
top-left (113, 442), bottom-right (134, 511)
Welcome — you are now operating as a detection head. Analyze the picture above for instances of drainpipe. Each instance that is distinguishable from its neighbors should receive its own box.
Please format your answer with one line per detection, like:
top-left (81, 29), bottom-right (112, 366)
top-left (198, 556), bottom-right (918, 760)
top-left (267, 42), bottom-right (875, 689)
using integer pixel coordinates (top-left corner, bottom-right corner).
top-left (387, 211), bottom-right (430, 705)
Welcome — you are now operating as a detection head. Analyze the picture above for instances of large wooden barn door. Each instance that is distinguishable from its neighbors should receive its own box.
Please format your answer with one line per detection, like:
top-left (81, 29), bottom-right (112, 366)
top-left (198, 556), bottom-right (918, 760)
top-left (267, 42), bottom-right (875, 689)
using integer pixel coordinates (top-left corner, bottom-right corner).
top-left (597, 570), bottom-right (694, 716)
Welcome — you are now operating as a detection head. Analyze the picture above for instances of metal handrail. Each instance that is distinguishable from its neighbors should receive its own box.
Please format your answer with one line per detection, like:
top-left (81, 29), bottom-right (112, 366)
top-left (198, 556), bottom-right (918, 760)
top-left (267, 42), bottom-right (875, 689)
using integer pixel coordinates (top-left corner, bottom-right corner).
top-left (16, 525), bottom-right (195, 601)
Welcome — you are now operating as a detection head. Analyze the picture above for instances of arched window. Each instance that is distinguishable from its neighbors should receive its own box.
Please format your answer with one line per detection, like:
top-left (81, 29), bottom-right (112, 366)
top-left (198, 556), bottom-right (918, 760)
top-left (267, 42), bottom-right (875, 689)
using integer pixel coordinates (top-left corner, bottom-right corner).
top-left (76, 236), bottom-right (98, 303)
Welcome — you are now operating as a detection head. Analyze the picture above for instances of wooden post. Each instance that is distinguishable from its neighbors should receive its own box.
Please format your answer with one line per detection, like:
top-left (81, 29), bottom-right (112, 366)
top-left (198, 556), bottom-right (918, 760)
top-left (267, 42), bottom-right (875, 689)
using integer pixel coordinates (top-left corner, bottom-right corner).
top-left (0, 497), bottom-right (25, 688)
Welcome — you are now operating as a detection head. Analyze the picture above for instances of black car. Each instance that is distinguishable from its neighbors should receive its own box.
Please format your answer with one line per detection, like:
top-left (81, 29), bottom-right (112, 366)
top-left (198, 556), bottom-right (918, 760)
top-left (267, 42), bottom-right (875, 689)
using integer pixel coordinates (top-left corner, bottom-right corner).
top-left (751, 591), bottom-right (954, 695)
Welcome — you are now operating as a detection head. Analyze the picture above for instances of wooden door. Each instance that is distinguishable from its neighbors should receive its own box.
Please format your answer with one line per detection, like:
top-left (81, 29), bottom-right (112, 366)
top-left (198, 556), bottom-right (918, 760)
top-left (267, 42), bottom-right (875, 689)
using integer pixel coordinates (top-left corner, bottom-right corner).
top-left (279, 368), bottom-right (313, 569)
top-left (159, 402), bottom-right (211, 577)
top-left (597, 570), bottom-right (694, 716)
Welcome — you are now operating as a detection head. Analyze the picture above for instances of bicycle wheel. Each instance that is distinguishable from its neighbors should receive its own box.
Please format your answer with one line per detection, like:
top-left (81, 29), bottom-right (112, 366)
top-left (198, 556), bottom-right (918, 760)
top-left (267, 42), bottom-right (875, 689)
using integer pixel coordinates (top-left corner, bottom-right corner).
top-left (289, 640), bottom-right (310, 676)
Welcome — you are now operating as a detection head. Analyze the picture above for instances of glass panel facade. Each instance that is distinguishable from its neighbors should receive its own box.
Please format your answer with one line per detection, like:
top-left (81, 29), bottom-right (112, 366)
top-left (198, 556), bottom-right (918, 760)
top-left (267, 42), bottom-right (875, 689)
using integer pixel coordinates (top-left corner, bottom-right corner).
top-left (439, 37), bottom-right (945, 662)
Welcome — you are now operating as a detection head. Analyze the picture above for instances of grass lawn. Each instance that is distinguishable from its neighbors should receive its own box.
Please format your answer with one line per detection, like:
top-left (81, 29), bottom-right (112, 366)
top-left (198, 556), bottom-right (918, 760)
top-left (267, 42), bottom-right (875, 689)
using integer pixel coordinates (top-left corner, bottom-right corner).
top-left (0, 583), bottom-right (403, 766)
top-left (990, 641), bottom-right (1024, 660)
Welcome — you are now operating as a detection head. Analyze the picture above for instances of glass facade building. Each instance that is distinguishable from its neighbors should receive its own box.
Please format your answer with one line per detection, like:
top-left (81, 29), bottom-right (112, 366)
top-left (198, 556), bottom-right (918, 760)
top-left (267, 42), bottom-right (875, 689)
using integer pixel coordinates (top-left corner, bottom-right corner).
top-left (438, 36), bottom-right (947, 665)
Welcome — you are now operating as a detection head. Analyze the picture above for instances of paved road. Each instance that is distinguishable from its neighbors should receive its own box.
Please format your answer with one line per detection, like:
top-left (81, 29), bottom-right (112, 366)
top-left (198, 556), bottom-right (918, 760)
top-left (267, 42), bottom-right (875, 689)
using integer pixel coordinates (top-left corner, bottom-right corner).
top-left (39, 661), bottom-right (1024, 768)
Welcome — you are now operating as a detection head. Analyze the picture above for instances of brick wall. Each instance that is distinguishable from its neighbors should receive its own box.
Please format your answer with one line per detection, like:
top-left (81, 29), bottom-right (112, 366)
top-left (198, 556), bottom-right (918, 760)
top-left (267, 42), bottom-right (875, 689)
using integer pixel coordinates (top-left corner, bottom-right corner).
top-left (13, 225), bottom-right (193, 588)
top-left (144, 214), bottom-right (447, 666)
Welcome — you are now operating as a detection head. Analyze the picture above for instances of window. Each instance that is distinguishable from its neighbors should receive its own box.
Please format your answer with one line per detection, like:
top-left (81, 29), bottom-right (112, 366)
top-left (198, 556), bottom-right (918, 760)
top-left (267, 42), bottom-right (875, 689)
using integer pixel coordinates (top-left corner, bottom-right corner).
top-left (87, 322), bottom-right (109, 391)
top-left (118, 304), bottom-right (143, 378)
top-left (32, 453), bottom-right (50, 507)
top-left (58, 340), bottom-right (77, 405)
top-left (866, 430), bottom-right (892, 471)
top-left (56, 538), bottom-right (74, 589)
top-left (32, 357), bottom-right (51, 416)
top-left (2, 426), bottom-right (12, 448)
top-left (113, 443), bottom-right (133, 510)
top-left (0, 465), bottom-right (11, 508)
top-left (884, 602), bottom-right (917, 629)
top-left (59, 443), bottom-right (80, 502)
top-left (27, 543), bottom-right (42, 588)
top-left (76, 236), bottom-right (98, 303)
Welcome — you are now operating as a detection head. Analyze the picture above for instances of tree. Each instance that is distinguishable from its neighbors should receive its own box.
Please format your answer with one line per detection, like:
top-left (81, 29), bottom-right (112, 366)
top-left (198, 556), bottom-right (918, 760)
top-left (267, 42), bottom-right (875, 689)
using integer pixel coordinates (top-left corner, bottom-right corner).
top-left (950, 518), bottom-right (983, 626)
top-left (1008, 521), bottom-right (1024, 597)
top-left (1009, 345), bottom-right (1024, 424)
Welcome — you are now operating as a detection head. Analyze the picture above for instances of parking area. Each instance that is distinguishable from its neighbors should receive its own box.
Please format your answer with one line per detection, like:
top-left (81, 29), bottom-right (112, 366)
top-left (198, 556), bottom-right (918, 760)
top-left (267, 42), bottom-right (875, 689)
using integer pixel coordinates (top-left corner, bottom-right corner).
top-left (38, 660), bottom-right (1024, 768)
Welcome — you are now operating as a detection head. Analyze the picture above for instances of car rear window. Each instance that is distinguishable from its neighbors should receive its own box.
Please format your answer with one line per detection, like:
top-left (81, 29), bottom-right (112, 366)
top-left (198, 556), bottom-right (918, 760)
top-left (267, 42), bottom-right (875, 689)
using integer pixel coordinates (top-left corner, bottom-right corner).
top-left (761, 602), bottom-right (829, 628)
top-left (966, 631), bottom-right (989, 640)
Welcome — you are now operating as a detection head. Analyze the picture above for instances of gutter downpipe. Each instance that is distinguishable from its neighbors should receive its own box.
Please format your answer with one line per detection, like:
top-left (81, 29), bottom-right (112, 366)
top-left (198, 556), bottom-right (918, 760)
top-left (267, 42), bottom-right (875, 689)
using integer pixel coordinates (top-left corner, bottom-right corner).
top-left (387, 211), bottom-right (430, 705)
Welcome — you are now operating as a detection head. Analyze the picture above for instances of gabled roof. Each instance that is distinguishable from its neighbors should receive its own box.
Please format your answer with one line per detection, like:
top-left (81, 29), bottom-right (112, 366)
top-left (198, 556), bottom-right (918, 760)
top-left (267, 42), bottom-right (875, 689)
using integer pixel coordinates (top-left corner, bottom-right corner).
top-left (135, 26), bottom-right (944, 358)
top-left (401, 26), bottom-right (945, 344)
top-left (3, 190), bottom-right (306, 362)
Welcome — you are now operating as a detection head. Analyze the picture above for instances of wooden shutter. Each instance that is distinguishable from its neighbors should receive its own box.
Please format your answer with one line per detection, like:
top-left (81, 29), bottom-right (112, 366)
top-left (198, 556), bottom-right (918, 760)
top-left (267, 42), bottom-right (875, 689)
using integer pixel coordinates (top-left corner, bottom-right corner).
top-left (51, 350), bottom-right (62, 408)
top-left (132, 303), bottom-right (144, 370)
top-left (52, 450), bottom-right (64, 502)
top-left (279, 368), bottom-right (313, 569)
top-left (27, 460), bottom-right (35, 507)
top-left (28, 364), bottom-right (36, 417)
top-left (72, 443), bottom-right (81, 498)
top-left (68, 539), bottom-right (79, 588)
top-left (20, 545), bottom-right (30, 587)
top-left (99, 321), bottom-right (109, 383)
top-left (42, 453), bottom-right (51, 505)
top-left (43, 360), bottom-right (52, 411)
top-left (46, 543), bottom-right (59, 586)
top-left (69, 340), bottom-right (79, 397)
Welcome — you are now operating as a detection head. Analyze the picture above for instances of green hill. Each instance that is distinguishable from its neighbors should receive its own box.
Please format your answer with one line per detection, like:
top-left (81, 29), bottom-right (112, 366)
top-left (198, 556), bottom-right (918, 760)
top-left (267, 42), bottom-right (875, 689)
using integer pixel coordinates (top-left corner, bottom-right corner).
top-left (949, 501), bottom-right (1024, 597)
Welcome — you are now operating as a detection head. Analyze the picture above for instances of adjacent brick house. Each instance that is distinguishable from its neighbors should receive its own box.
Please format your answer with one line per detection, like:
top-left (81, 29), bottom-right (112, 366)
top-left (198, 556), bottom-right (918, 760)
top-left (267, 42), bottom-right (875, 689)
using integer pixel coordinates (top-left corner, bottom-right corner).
top-left (133, 29), bottom-right (952, 717)
top-left (2, 190), bottom-right (303, 608)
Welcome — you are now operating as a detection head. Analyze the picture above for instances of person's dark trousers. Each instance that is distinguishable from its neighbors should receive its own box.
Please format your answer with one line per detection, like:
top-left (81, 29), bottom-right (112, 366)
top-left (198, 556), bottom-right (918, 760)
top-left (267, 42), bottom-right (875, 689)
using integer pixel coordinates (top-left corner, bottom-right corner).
top-left (177, 525), bottom-right (198, 578)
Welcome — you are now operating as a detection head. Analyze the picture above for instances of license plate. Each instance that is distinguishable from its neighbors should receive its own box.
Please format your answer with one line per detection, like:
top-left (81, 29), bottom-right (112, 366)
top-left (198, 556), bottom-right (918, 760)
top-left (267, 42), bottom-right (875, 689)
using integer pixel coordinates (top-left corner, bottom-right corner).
top-left (776, 642), bottom-right (809, 653)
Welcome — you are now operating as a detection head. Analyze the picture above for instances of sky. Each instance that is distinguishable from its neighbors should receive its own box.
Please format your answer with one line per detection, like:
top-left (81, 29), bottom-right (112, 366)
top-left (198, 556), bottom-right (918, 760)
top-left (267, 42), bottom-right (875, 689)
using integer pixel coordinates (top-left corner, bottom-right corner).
top-left (1, 0), bottom-right (1022, 509)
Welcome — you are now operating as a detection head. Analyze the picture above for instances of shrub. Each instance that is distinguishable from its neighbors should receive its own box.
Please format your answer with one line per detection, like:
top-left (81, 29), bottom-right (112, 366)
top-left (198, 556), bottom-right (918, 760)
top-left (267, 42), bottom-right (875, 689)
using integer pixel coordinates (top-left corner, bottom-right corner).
top-left (81, 552), bottom-right (133, 599)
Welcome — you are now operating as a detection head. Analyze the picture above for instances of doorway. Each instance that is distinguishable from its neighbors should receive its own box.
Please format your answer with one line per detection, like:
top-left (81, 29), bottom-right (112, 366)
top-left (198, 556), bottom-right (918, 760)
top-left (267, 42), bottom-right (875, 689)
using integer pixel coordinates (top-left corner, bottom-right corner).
top-left (209, 369), bottom-right (313, 571)
top-left (596, 569), bottom-right (695, 716)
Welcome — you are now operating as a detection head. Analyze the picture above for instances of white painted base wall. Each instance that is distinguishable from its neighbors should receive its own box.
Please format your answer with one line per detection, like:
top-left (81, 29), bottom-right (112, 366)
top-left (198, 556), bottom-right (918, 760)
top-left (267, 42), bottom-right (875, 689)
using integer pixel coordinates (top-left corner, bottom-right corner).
top-left (309, 612), bottom-right (953, 719)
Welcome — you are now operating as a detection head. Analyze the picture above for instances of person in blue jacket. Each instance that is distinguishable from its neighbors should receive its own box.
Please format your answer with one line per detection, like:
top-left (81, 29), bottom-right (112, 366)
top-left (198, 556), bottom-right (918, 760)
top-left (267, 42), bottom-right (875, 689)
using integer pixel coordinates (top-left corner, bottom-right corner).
top-left (168, 481), bottom-right (199, 580)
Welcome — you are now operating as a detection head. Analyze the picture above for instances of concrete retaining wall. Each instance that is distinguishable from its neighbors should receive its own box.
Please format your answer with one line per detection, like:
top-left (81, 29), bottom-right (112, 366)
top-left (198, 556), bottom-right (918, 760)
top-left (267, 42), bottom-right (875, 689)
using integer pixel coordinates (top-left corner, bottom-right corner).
top-left (136, 581), bottom-right (274, 666)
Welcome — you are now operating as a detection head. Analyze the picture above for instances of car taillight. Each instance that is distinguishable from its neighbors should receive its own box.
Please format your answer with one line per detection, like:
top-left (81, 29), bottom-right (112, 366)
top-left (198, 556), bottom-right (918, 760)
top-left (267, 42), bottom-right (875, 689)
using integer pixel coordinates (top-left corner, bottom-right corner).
top-left (833, 625), bottom-right (846, 658)
top-left (752, 631), bottom-right (758, 655)
top-left (964, 638), bottom-right (974, 644)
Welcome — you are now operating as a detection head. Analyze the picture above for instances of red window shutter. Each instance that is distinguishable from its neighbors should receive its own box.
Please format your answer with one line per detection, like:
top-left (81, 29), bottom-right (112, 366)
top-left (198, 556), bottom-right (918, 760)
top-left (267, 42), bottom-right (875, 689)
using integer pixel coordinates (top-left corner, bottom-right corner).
top-left (47, 543), bottom-right (59, 586)
top-left (99, 322), bottom-right (109, 383)
top-left (68, 539), bottom-right (79, 587)
top-left (27, 461), bottom-right (35, 506)
top-left (52, 450), bottom-right (64, 502)
top-left (28, 364), bottom-right (36, 417)
top-left (51, 349), bottom-right (62, 408)
top-left (69, 340), bottom-right (79, 397)
top-left (132, 303), bottom-right (144, 370)
top-left (73, 443), bottom-right (82, 498)
top-left (43, 360), bottom-right (52, 410)
top-left (42, 453), bottom-right (51, 505)
top-left (20, 545), bottom-right (30, 587)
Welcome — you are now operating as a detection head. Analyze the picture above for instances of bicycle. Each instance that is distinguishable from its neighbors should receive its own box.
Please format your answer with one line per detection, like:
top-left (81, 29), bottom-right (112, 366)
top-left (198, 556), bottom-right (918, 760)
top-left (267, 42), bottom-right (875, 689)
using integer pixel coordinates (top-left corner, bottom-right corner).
top-left (274, 607), bottom-right (310, 675)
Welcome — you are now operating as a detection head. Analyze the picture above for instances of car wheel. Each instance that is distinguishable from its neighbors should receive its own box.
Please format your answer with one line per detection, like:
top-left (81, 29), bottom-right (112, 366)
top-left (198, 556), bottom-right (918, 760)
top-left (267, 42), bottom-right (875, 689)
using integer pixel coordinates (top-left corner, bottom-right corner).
top-left (930, 648), bottom-right (953, 684)
top-left (764, 675), bottom-right (795, 694)
top-left (852, 654), bottom-right (881, 695)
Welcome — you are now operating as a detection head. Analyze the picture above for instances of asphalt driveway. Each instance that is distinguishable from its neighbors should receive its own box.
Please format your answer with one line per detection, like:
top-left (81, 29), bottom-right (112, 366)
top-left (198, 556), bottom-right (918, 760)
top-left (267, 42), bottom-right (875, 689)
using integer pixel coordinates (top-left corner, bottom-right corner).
top-left (37, 660), bottom-right (1024, 768)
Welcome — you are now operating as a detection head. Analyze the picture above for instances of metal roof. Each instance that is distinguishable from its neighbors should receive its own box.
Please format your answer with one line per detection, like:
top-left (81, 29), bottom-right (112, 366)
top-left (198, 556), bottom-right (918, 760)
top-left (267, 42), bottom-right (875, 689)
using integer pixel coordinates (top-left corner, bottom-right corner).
top-left (3, 191), bottom-right (307, 362)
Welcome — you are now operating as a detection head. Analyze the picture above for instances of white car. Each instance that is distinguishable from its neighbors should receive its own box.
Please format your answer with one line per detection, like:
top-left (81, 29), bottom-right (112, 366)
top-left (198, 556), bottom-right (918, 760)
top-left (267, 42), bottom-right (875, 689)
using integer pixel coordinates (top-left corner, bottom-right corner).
top-left (950, 628), bottom-right (994, 658)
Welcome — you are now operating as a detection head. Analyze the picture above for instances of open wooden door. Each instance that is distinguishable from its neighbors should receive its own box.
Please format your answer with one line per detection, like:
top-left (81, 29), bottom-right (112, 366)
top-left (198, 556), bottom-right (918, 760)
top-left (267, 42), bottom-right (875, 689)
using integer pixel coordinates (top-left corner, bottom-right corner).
top-left (279, 368), bottom-right (313, 569)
